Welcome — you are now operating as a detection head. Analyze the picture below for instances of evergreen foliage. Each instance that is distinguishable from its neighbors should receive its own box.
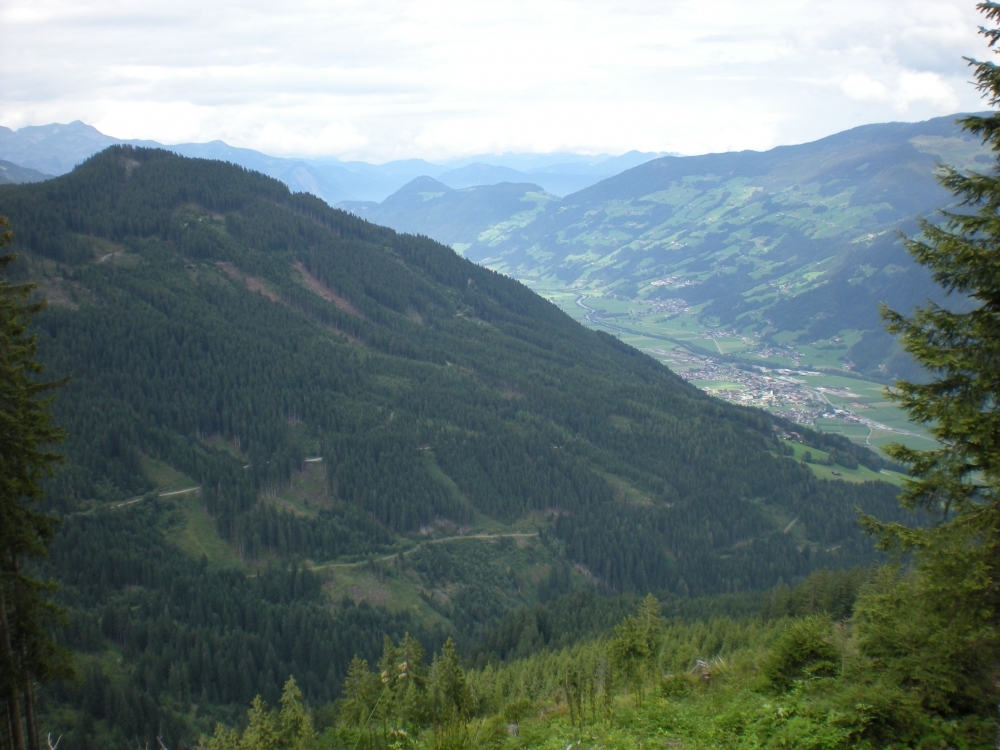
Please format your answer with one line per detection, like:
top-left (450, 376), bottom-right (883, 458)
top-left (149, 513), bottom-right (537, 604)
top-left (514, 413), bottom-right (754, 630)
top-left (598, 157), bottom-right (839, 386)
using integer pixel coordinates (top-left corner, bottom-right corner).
top-left (864, 0), bottom-right (1000, 717)
top-left (0, 216), bottom-right (72, 750)
top-left (0, 144), bottom-right (899, 596)
top-left (297, 581), bottom-right (997, 749)
top-left (36, 499), bottom-right (446, 749)
top-left (200, 678), bottom-right (316, 750)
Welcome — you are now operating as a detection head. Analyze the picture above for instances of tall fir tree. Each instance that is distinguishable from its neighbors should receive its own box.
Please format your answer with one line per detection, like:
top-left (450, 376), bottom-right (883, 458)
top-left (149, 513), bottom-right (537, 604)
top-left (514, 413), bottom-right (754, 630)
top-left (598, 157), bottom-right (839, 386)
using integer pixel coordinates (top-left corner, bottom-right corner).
top-left (869, 0), bottom-right (1000, 712)
top-left (0, 217), bottom-right (71, 750)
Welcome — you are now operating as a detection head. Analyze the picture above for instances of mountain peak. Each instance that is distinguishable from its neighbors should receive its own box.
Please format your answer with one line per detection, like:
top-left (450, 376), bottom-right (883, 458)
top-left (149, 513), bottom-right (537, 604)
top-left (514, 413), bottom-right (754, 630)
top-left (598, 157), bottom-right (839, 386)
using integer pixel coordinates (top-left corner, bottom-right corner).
top-left (390, 175), bottom-right (453, 196)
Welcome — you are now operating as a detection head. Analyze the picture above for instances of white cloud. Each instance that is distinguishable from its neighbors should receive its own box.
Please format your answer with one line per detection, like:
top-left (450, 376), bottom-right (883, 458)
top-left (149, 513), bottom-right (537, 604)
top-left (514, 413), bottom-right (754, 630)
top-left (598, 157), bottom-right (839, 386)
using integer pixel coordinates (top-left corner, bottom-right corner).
top-left (841, 74), bottom-right (890, 103)
top-left (0, 0), bottom-right (993, 161)
top-left (839, 70), bottom-right (959, 113)
top-left (894, 70), bottom-right (959, 111)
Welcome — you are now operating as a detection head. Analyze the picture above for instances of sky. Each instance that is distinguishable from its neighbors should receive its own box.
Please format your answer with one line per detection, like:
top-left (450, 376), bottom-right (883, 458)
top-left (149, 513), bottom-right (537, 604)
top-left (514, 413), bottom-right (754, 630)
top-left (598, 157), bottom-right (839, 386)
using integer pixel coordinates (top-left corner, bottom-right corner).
top-left (1, 0), bottom-right (995, 163)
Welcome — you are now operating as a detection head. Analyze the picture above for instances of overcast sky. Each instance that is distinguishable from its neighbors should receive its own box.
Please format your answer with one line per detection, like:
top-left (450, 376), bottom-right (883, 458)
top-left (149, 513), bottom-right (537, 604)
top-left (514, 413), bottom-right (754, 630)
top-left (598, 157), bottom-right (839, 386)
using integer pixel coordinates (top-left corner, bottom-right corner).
top-left (1, 0), bottom-right (994, 162)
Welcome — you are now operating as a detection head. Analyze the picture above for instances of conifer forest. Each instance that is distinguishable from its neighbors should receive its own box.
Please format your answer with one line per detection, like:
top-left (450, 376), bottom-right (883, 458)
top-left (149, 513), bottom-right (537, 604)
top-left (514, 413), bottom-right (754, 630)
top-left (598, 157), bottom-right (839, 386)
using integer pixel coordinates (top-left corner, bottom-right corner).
top-left (3, 5), bottom-right (1000, 749)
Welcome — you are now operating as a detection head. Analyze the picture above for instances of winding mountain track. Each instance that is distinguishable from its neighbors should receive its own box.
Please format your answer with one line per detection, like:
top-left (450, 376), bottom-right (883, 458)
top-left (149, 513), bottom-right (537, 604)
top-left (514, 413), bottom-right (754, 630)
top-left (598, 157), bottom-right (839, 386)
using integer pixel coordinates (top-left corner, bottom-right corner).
top-left (112, 485), bottom-right (201, 508)
top-left (309, 532), bottom-right (539, 571)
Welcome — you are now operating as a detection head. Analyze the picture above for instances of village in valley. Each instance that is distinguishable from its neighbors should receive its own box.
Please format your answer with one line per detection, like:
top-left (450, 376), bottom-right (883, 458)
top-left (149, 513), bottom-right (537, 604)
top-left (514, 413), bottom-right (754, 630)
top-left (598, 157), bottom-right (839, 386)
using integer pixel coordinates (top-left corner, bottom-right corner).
top-left (649, 345), bottom-right (888, 427)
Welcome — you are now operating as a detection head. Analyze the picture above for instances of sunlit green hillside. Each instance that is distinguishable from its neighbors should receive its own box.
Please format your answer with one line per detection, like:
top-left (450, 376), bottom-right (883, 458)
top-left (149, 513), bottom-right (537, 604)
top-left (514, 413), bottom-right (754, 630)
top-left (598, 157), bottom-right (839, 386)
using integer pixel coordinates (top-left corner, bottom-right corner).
top-left (468, 115), bottom-right (987, 383)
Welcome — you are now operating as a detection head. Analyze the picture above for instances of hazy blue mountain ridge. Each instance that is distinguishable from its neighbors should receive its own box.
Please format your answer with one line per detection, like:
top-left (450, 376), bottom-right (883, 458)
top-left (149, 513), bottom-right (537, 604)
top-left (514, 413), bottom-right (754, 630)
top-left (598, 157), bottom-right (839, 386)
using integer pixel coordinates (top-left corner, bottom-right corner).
top-left (0, 121), bottom-right (159, 175)
top-left (339, 177), bottom-right (555, 248)
top-left (0, 120), bottom-right (665, 203)
top-left (440, 149), bottom-right (675, 174)
top-left (437, 163), bottom-right (528, 188)
top-left (0, 159), bottom-right (52, 184)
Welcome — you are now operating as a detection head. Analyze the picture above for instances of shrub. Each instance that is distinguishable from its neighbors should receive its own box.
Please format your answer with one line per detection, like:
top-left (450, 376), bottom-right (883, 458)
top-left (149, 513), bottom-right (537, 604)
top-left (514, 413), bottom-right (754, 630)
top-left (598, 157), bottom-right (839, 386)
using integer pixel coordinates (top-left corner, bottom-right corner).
top-left (762, 617), bottom-right (839, 690)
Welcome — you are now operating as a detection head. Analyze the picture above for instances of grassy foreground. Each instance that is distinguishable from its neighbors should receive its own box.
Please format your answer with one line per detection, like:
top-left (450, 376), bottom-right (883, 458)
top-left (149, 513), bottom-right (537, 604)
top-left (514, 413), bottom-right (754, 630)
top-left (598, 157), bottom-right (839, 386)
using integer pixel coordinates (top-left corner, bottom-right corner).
top-left (204, 567), bottom-right (998, 750)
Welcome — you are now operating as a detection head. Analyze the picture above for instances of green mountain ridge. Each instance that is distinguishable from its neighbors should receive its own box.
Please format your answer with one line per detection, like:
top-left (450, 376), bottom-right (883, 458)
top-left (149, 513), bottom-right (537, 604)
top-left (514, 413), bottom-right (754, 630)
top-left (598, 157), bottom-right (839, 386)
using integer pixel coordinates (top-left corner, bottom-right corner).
top-left (478, 115), bottom-right (990, 381)
top-left (0, 158), bottom-right (52, 185)
top-left (340, 177), bottom-right (556, 249)
top-left (0, 145), bottom-right (905, 746)
top-left (353, 115), bottom-right (989, 382)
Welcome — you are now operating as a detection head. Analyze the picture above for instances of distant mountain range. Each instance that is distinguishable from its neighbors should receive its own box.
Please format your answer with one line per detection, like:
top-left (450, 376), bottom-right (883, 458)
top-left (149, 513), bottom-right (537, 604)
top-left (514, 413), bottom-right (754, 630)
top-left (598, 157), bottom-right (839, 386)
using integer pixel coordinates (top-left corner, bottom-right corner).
top-left (338, 177), bottom-right (554, 248)
top-left (348, 114), bottom-right (987, 381)
top-left (0, 159), bottom-right (51, 184)
top-left (0, 121), bottom-right (671, 201)
top-left (4, 116), bottom-right (983, 382)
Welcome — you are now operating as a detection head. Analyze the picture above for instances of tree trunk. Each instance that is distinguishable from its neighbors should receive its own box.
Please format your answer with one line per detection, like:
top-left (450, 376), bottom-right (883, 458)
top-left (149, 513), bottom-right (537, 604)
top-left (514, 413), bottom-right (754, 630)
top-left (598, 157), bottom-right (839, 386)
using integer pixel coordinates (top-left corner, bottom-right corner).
top-left (20, 673), bottom-right (36, 750)
top-left (3, 697), bottom-right (23, 750)
top-left (0, 590), bottom-right (26, 750)
top-left (8, 560), bottom-right (36, 750)
top-left (2, 702), bottom-right (13, 750)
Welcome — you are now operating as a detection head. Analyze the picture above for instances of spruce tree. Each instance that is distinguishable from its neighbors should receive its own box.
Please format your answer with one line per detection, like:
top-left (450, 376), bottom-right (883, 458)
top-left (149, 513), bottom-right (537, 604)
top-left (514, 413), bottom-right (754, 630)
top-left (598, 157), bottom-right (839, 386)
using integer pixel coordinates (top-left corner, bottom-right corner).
top-left (0, 217), bottom-right (71, 750)
top-left (879, 8), bottom-right (1000, 532)
top-left (200, 678), bottom-right (315, 750)
top-left (428, 638), bottom-right (467, 724)
top-left (869, 0), bottom-right (1000, 711)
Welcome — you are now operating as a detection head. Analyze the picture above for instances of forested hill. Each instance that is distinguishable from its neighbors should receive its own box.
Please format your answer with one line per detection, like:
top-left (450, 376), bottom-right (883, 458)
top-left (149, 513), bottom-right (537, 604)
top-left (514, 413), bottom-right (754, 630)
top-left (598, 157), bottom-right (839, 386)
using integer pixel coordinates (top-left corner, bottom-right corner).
top-left (0, 146), bottom-right (902, 746)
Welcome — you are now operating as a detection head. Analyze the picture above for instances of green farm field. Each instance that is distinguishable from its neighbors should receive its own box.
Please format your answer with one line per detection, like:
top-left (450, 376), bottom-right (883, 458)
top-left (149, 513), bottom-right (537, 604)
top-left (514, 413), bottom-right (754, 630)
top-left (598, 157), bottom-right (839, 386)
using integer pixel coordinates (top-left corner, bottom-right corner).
top-left (780, 439), bottom-right (907, 486)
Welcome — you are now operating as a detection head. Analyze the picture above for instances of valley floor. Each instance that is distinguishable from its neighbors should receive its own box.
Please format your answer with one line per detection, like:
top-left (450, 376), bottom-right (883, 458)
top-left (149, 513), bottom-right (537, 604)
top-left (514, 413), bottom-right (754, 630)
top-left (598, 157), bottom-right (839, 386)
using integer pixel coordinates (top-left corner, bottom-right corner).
top-left (527, 285), bottom-right (937, 455)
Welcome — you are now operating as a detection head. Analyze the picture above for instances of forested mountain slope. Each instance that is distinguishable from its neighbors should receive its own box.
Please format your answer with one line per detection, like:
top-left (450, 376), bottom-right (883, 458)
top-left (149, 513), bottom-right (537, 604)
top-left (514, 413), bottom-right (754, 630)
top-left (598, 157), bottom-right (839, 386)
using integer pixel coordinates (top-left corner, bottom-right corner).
top-left (0, 144), bottom-right (903, 590)
top-left (0, 146), bottom-right (903, 746)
